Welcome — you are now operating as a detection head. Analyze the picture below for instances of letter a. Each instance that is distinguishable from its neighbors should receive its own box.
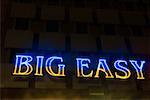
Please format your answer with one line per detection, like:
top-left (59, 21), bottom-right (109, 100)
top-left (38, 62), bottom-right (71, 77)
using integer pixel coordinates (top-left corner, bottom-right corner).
top-left (95, 59), bottom-right (114, 78)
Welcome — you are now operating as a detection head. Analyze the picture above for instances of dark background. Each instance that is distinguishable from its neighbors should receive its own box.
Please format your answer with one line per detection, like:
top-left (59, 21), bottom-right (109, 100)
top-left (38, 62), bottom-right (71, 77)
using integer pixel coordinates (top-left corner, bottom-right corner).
top-left (1, 0), bottom-right (150, 99)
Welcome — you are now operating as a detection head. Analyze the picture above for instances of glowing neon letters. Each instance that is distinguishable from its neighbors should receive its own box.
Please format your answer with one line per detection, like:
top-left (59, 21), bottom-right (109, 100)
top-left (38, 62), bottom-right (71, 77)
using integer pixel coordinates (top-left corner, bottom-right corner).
top-left (13, 55), bottom-right (146, 79)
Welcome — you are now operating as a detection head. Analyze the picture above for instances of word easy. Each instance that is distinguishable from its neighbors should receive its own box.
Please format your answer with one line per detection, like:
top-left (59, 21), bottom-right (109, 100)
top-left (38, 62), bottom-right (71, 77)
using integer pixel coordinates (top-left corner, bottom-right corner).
top-left (13, 55), bottom-right (146, 79)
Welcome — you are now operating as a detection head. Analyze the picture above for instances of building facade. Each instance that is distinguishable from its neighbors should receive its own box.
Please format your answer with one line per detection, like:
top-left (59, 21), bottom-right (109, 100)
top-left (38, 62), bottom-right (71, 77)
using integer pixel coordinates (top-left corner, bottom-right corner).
top-left (1, 0), bottom-right (150, 99)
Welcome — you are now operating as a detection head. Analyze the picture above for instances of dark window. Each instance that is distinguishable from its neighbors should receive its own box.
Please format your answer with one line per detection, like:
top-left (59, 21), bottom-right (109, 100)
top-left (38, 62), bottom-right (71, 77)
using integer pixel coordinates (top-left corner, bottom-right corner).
top-left (124, 2), bottom-right (135, 11)
top-left (8, 18), bottom-right (15, 29)
top-left (104, 24), bottom-right (116, 35)
top-left (76, 22), bottom-right (88, 33)
top-left (61, 0), bottom-right (72, 7)
top-left (48, 0), bottom-right (60, 5)
top-left (35, 7), bottom-right (41, 20)
top-left (15, 18), bottom-right (29, 30)
top-left (143, 26), bottom-right (150, 37)
top-left (112, 1), bottom-right (124, 10)
top-left (135, 2), bottom-right (146, 11)
top-left (131, 26), bottom-right (143, 36)
top-left (87, 0), bottom-right (99, 8)
top-left (74, 0), bottom-right (85, 7)
top-left (124, 37), bottom-right (132, 53)
top-left (99, 0), bottom-right (112, 9)
top-left (14, 0), bottom-right (32, 3)
top-left (32, 33), bottom-right (39, 50)
top-left (65, 36), bottom-right (71, 52)
top-left (46, 20), bottom-right (59, 32)
top-left (117, 25), bottom-right (132, 36)
top-left (61, 22), bottom-right (74, 33)
top-left (96, 37), bottom-right (102, 53)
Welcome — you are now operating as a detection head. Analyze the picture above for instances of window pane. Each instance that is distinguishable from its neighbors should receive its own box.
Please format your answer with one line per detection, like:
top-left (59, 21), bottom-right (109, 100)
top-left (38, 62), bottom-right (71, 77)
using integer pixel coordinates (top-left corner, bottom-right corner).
top-left (104, 24), bottom-right (116, 35)
top-left (15, 18), bottom-right (29, 30)
top-left (76, 22), bottom-right (88, 33)
top-left (46, 20), bottom-right (59, 32)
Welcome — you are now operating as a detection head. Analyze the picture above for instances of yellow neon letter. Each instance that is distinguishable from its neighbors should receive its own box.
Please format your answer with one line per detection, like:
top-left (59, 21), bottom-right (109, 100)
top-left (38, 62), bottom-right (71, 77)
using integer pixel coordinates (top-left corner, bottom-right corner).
top-left (95, 59), bottom-right (114, 78)
top-left (76, 58), bottom-right (93, 77)
top-left (114, 60), bottom-right (131, 79)
top-left (13, 55), bottom-right (33, 75)
top-left (45, 56), bottom-right (66, 77)
top-left (34, 56), bottom-right (44, 76)
top-left (129, 60), bottom-right (145, 79)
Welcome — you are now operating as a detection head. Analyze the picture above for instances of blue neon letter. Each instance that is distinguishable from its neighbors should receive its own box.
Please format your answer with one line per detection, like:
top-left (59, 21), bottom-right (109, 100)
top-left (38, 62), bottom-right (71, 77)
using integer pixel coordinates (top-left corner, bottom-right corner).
top-left (13, 55), bottom-right (33, 75)
top-left (45, 56), bottom-right (66, 76)
top-left (129, 60), bottom-right (145, 79)
top-left (114, 60), bottom-right (131, 79)
top-left (76, 58), bottom-right (93, 77)
top-left (95, 59), bottom-right (114, 78)
top-left (35, 56), bottom-right (44, 76)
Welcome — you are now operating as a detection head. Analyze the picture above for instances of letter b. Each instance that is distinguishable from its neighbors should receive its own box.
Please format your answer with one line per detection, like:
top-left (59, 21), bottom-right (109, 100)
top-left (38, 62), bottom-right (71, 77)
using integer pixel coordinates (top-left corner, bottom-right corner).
top-left (13, 55), bottom-right (33, 75)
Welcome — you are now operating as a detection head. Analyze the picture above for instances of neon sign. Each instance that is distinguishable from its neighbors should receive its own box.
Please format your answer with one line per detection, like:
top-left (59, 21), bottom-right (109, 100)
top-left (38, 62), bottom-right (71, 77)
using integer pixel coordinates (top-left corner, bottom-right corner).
top-left (13, 55), bottom-right (146, 80)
